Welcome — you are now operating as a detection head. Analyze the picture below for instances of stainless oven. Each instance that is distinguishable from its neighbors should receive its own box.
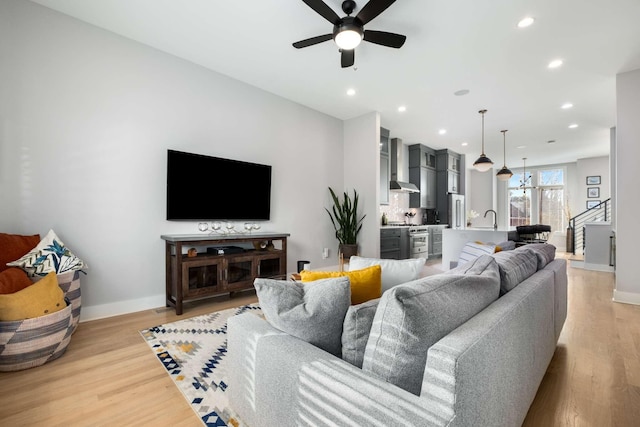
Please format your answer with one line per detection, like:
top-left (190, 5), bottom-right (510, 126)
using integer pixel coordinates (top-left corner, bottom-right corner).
top-left (409, 226), bottom-right (429, 259)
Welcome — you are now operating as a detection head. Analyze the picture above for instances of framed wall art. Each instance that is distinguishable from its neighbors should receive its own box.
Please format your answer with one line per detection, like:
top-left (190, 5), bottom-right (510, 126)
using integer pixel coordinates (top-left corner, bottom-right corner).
top-left (586, 200), bottom-right (601, 209)
top-left (587, 187), bottom-right (600, 198)
top-left (586, 175), bottom-right (601, 185)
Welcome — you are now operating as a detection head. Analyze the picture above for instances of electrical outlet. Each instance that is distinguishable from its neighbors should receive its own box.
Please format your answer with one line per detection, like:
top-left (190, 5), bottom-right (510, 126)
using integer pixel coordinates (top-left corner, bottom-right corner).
top-left (322, 248), bottom-right (329, 259)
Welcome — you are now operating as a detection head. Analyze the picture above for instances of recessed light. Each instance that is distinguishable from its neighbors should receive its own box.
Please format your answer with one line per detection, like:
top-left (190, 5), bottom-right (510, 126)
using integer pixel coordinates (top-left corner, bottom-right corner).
top-left (548, 59), bottom-right (563, 69)
top-left (454, 89), bottom-right (470, 96)
top-left (561, 102), bottom-right (573, 109)
top-left (461, 142), bottom-right (468, 146)
top-left (517, 17), bottom-right (535, 28)
top-left (438, 129), bottom-right (447, 135)
top-left (398, 106), bottom-right (407, 112)
top-left (346, 88), bottom-right (356, 96)
top-left (517, 145), bottom-right (526, 149)
top-left (568, 124), bottom-right (578, 129)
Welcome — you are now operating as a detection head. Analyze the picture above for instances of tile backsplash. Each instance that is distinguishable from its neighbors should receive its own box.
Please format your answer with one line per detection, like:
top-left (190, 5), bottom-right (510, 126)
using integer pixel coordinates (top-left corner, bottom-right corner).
top-left (379, 192), bottom-right (422, 224)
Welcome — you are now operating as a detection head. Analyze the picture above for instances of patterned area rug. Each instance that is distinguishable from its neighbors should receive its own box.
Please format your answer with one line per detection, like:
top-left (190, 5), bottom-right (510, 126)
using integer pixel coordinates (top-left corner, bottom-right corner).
top-left (140, 304), bottom-right (261, 427)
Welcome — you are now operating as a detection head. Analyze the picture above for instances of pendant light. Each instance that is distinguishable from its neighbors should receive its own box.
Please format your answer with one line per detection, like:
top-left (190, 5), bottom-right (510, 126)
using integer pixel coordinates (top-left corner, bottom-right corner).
top-left (496, 129), bottom-right (513, 181)
top-left (473, 109), bottom-right (494, 172)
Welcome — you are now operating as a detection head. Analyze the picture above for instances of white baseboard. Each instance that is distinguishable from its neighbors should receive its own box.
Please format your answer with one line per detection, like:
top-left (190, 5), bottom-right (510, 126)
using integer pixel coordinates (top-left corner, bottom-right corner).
top-left (583, 263), bottom-right (615, 272)
top-left (569, 260), bottom-right (584, 269)
top-left (79, 294), bottom-right (166, 322)
top-left (612, 289), bottom-right (640, 306)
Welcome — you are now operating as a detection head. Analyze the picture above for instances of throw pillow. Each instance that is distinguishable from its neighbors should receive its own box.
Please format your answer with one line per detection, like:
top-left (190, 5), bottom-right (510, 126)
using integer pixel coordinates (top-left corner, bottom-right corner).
top-left (253, 277), bottom-right (351, 357)
top-left (496, 240), bottom-right (516, 251)
top-left (0, 232), bottom-right (40, 273)
top-left (300, 265), bottom-right (382, 305)
top-left (0, 272), bottom-right (66, 321)
top-left (341, 298), bottom-right (380, 368)
top-left (492, 250), bottom-right (539, 294)
top-left (362, 255), bottom-right (500, 396)
top-left (348, 256), bottom-right (425, 292)
top-left (516, 243), bottom-right (556, 269)
top-left (7, 229), bottom-right (87, 277)
top-left (445, 253), bottom-right (500, 276)
top-left (0, 267), bottom-right (33, 294)
top-left (458, 241), bottom-right (496, 265)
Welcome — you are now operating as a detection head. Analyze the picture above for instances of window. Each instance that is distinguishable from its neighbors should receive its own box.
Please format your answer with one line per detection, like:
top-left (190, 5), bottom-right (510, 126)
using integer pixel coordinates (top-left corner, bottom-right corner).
top-left (508, 173), bottom-right (532, 226)
top-left (507, 167), bottom-right (565, 232)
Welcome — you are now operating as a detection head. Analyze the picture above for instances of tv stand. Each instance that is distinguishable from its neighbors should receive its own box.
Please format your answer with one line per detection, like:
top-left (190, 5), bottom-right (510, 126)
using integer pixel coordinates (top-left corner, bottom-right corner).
top-left (162, 233), bottom-right (289, 315)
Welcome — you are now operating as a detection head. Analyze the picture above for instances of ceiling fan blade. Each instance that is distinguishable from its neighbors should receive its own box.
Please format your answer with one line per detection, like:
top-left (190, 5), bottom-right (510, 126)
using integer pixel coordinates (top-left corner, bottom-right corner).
top-left (293, 34), bottom-right (333, 49)
top-left (341, 49), bottom-right (355, 68)
top-left (301, 0), bottom-right (340, 24)
top-left (364, 30), bottom-right (406, 48)
top-left (355, 0), bottom-right (396, 25)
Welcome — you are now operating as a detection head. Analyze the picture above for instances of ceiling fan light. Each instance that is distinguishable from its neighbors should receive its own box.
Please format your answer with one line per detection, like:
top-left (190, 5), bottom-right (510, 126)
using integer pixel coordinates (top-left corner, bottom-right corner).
top-left (335, 28), bottom-right (363, 50)
top-left (473, 155), bottom-right (494, 172)
top-left (496, 166), bottom-right (513, 181)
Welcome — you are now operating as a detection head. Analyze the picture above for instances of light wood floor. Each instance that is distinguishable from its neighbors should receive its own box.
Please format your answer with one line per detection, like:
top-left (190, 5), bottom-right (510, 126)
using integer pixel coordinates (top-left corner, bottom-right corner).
top-left (1, 261), bottom-right (639, 426)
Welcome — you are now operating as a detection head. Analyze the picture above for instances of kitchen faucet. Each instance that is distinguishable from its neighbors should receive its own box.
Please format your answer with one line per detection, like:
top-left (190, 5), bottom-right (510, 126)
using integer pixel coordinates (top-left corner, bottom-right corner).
top-left (484, 209), bottom-right (498, 230)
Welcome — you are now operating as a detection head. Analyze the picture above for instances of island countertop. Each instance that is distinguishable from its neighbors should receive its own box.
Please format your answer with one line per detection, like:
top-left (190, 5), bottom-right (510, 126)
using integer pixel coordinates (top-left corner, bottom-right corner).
top-left (442, 228), bottom-right (511, 270)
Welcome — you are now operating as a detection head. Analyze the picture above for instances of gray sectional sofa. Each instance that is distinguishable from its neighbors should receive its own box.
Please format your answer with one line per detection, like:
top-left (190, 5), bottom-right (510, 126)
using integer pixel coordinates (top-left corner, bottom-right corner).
top-left (228, 244), bottom-right (567, 427)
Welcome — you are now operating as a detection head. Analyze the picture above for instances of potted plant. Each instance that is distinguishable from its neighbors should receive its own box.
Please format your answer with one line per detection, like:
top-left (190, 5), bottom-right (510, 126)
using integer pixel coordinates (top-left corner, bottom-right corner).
top-left (326, 187), bottom-right (366, 260)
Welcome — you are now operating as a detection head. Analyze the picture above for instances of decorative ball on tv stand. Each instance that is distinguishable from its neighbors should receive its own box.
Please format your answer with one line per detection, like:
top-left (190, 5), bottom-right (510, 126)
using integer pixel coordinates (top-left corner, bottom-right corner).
top-left (253, 241), bottom-right (268, 251)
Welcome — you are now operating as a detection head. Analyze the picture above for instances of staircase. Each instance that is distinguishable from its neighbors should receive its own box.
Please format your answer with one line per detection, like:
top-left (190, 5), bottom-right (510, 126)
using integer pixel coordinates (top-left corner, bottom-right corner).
top-left (568, 198), bottom-right (611, 255)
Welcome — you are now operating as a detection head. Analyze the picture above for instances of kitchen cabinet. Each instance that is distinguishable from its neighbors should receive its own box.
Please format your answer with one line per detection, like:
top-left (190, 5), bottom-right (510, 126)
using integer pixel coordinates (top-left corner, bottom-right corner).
top-left (436, 149), bottom-right (465, 226)
top-left (447, 170), bottom-right (460, 193)
top-left (408, 144), bottom-right (437, 209)
top-left (429, 226), bottom-right (444, 258)
top-left (409, 144), bottom-right (436, 169)
top-left (381, 227), bottom-right (411, 259)
top-left (380, 127), bottom-right (390, 205)
top-left (436, 149), bottom-right (462, 194)
top-left (409, 166), bottom-right (437, 209)
top-left (380, 228), bottom-right (401, 259)
top-left (399, 228), bottom-right (409, 259)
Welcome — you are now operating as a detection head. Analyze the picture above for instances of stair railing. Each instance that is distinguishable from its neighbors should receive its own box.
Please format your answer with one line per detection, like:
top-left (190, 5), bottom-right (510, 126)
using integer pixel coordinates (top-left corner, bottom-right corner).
top-left (568, 198), bottom-right (611, 255)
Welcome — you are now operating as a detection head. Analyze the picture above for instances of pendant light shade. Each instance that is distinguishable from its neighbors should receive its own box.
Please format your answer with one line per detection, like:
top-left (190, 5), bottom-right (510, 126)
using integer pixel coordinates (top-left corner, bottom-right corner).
top-left (496, 129), bottom-right (513, 181)
top-left (473, 109), bottom-right (494, 172)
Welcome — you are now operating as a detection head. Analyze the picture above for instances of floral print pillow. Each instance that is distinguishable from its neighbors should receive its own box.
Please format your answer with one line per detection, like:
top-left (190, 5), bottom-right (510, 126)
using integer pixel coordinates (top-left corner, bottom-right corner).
top-left (7, 229), bottom-right (87, 277)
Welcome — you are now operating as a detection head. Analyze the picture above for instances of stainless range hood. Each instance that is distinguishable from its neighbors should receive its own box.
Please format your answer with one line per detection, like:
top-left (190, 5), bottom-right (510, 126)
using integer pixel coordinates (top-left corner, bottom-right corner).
top-left (390, 138), bottom-right (419, 193)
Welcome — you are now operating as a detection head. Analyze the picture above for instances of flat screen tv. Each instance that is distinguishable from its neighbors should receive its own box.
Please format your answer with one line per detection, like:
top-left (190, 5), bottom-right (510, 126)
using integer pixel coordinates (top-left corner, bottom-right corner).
top-left (166, 149), bottom-right (272, 221)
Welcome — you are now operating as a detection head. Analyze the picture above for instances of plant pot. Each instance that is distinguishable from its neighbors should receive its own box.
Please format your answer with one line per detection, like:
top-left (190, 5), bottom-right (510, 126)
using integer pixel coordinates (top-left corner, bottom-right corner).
top-left (566, 227), bottom-right (574, 253)
top-left (339, 244), bottom-right (358, 260)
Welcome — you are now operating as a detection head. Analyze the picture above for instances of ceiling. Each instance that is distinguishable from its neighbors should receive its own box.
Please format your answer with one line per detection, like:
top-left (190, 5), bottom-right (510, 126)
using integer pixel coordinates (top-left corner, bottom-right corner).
top-left (30, 0), bottom-right (640, 168)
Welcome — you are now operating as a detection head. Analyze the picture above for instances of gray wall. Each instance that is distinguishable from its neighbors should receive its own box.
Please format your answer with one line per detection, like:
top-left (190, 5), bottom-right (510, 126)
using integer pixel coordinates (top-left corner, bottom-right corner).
top-left (0, 0), bottom-right (371, 319)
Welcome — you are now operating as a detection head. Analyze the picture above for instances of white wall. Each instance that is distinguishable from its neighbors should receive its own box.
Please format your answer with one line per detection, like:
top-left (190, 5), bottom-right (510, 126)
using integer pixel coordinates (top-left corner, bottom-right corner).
top-left (609, 128), bottom-right (617, 230)
top-left (343, 112), bottom-right (380, 259)
top-left (576, 156), bottom-right (610, 216)
top-left (466, 169), bottom-right (495, 227)
top-left (614, 68), bottom-right (640, 305)
top-left (0, 0), bottom-right (351, 319)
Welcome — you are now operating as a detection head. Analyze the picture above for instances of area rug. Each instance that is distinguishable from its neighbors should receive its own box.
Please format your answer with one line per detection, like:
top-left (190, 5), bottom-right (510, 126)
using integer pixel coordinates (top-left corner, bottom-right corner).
top-left (139, 304), bottom-right (261, 427)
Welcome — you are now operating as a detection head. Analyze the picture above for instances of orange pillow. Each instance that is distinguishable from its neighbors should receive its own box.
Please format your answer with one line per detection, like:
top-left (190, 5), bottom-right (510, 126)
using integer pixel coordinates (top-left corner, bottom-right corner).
top-left (300, 265), bottom-right (382, 305)
top-left (0, 233), bottom-right (40, 273)
top-left (0, 267), bottom-right (33, 294)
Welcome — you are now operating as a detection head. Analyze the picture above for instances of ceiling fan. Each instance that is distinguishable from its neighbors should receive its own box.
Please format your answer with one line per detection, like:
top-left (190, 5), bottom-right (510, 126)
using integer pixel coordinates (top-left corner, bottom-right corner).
top-left (293, 0), bottom-right (407, 68)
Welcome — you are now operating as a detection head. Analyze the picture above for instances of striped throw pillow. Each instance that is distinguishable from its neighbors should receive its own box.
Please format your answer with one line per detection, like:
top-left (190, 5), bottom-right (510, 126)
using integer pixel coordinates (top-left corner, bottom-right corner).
top-left (458, 242), bottom-right (496, 266)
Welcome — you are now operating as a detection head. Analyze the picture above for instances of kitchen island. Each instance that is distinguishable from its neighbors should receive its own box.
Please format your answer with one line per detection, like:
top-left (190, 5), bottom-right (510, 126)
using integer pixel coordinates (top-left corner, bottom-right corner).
top-left (442, 227), bottom-right (511, 270)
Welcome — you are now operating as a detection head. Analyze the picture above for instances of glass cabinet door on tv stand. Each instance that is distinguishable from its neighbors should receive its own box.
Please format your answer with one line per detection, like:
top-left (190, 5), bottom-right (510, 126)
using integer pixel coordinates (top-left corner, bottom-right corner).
top-left (162, 233), bottom-right (289, 315)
